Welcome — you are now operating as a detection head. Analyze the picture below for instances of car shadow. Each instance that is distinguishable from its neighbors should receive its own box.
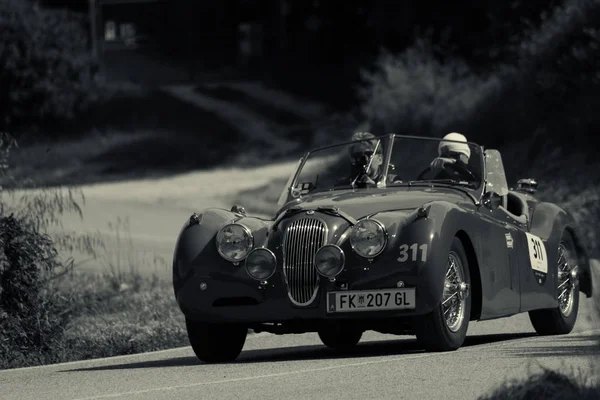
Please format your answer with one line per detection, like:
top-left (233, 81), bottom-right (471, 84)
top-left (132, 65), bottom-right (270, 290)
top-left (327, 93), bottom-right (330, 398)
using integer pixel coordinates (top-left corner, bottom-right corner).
top-left (61, 332), bottom-right (536, 372)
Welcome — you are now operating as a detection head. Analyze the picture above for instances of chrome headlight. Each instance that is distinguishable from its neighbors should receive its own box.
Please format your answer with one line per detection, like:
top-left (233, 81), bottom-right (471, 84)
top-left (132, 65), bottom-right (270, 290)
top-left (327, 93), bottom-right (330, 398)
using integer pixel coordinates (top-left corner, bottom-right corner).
top-left (349, 219), bottom-right (387, 258)
top-left (245, 248), bottom-right (277, 280)
top-left (215, 223), bottom-right (254, 262)
top-left (314, 245), bottom-right (345, 278)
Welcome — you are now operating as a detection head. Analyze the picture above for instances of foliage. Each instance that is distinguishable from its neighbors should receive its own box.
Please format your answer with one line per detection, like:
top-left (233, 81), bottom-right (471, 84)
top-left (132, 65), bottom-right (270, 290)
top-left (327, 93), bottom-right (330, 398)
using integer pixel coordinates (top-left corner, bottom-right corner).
top-left (0, 130), bottom-right (187, 369)
top-left (357, 37), bottom-right (505, 137)
top-left (0, 132), bottom-right (88, 366)
top-left (478, 368), bottom-right (600, 400)
top-left (0, 214), bottom-right (68, 359)
top-left (0, 0), bottom-right (104, 132)
top-left (358, 0), bottom-right (600, 151)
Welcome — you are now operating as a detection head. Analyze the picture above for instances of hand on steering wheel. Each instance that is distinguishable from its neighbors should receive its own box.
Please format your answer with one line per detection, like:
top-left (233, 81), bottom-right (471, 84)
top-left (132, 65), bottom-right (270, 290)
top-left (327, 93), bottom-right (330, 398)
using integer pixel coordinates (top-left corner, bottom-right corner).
top-left (417, 161), bottom-right (477, 181)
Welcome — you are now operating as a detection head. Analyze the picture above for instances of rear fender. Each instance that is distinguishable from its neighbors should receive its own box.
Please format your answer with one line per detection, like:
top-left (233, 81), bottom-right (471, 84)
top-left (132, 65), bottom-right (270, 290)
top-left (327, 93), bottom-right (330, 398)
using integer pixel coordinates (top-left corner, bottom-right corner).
top-left (530, 202), bottom-right (593, 298)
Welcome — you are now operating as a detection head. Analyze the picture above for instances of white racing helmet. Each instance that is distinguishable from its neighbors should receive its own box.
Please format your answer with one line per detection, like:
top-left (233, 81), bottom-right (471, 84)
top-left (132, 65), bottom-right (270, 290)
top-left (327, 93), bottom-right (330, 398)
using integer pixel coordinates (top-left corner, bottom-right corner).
top-left (438, 132), bottom-right (471, 161)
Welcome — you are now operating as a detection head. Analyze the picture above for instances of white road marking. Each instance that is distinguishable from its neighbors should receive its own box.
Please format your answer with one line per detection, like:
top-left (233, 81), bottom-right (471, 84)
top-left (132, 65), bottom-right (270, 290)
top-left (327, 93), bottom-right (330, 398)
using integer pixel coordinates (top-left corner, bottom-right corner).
top-left (70, 329), bottom-right (600, 400)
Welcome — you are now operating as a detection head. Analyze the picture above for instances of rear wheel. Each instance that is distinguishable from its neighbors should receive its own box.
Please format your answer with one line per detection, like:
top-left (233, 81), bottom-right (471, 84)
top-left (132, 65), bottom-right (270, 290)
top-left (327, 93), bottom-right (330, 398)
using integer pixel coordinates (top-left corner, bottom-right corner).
top-left (186, 318), bottom-right (247, 363)
top-left (528, 231), bottom-right (580, 335)
top-left (318, 323), bottom-right (363, 351)
top-left (414, 237), bottom-right (472, 351)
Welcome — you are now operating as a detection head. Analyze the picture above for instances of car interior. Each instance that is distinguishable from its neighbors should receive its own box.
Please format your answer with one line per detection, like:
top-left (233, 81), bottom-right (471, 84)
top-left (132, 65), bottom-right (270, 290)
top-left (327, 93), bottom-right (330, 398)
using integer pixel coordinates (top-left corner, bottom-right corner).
top-left (498, 190), bottom-right (530, 226)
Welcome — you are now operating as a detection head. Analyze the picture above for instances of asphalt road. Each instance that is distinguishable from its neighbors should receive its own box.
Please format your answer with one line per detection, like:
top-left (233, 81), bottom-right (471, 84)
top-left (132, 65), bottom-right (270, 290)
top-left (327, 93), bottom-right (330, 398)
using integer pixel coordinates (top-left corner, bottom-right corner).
top-left (1, 307), bottom-right (599, 400)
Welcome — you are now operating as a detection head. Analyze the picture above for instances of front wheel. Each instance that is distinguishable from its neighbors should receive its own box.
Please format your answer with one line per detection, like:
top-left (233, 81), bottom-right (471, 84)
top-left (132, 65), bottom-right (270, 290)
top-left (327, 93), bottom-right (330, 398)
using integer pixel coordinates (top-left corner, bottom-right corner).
top-left (414, 236), bottom-right (472, 351)
top-left (318, 323), bottom-right (363, 351)
top-left (528, 231), bottom-right (580, 335)
top-left (186, 318), bottom-right (247, 363)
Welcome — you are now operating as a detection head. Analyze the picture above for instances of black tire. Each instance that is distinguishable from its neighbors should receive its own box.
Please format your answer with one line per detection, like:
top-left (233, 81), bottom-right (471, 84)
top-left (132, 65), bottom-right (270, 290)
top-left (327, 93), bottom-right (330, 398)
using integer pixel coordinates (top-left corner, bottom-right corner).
top-left (414, 236), bottom-right (472, 352)
top-left (528, 231), bottom-right (580, 335)
top-left (185, 318), bottom-right (247, 363)
top-left (318, 323), bottom-right (363, 351)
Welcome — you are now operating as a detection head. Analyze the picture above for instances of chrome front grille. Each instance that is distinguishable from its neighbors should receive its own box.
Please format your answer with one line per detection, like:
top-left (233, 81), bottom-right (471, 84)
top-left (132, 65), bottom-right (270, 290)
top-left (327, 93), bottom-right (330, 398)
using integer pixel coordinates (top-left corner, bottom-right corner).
top-left (282, 218), bottom-right (327, 306)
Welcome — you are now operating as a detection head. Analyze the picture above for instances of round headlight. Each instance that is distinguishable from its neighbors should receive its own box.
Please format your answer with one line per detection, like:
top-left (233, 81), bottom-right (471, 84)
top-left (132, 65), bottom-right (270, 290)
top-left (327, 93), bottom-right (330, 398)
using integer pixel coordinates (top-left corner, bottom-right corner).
top-left (314, 244), bottom-right (345, 278)
top-left (245, 248), bottom-right (277, 280)
top-left (349, 219), bottom-right (387, 258)
top-left (215, 223), bottom-right (254, 262)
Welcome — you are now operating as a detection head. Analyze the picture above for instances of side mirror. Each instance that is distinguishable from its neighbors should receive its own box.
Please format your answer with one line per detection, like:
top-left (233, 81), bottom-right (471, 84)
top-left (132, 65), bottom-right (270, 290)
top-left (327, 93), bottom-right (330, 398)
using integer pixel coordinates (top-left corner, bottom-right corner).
top-left (517, 178), bottom-right (538, 194)
top-left (482, 191), bottom-right (502, 210)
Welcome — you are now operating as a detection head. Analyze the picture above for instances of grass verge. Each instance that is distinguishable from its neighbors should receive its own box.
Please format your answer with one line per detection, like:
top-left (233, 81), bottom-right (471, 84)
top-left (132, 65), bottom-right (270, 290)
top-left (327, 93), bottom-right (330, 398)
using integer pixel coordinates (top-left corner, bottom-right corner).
top-left (2, 270), bottom-right (188, 370)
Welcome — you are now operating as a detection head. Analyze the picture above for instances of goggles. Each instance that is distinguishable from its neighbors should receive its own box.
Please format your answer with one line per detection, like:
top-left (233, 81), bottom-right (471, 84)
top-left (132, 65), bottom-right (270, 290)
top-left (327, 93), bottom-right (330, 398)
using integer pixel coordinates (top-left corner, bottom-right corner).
top-left (350, 150), bottom-right (374, 162)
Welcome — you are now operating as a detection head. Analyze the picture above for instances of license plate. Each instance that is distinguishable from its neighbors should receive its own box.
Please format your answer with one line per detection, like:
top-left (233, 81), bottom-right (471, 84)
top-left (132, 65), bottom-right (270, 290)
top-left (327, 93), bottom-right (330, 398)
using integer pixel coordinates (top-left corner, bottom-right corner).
top-left (327, 288), bottom-right (416, 313)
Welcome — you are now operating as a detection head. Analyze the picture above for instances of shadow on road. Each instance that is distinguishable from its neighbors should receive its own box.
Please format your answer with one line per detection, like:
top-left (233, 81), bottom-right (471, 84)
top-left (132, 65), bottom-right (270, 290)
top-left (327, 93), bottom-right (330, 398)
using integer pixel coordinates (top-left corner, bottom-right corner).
top-left (61, 332), bottom-right (536, 373)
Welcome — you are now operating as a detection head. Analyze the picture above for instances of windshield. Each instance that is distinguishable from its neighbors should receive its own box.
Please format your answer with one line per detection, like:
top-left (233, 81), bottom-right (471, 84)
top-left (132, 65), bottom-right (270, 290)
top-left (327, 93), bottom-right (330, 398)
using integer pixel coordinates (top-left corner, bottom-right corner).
top-left (280, 134), bottom-right (484, 204)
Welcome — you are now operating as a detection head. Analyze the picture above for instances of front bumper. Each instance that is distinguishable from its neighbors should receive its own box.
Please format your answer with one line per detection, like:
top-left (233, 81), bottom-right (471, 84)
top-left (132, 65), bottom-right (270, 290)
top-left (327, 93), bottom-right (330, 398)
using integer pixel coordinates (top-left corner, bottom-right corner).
top-left (176, 269), bottom-right (439, 324)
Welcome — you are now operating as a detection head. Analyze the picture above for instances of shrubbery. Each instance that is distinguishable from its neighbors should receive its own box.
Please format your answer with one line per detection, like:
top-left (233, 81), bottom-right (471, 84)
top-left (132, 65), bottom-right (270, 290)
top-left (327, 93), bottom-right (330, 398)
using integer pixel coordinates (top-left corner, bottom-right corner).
top-left (479, 369), bottom-right (599, 400)
top-left (0, 132), bottom-right (89, 365)
top-left (0, 133), bottom-right (187, 369)
top-left (357, 38), bottom-right (506, 137)
top-left (358, 0), bottom-right (600, 152)
top-left (0, 0), bottom-right (105, 133)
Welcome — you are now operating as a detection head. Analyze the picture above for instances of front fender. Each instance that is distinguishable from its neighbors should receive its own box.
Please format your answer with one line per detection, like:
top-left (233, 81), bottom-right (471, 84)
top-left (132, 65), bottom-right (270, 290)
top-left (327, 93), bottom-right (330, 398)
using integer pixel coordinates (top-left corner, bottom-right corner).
top-left (172, 208), bottom-right (271, 295)
top-left (355, 201), bottom-right (478, 313)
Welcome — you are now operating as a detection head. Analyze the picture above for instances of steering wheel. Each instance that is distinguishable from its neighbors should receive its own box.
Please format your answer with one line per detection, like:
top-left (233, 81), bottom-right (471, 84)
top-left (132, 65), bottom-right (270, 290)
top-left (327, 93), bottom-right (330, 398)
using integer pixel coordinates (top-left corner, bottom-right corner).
top-left (417, 162), bottom-right (477, 182)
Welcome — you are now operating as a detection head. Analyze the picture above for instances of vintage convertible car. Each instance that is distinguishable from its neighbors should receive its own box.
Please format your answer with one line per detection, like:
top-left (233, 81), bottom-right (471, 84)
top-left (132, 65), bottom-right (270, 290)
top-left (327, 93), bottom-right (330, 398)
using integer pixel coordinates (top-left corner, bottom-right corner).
top-left (172, 133), bottom-right (594, 363)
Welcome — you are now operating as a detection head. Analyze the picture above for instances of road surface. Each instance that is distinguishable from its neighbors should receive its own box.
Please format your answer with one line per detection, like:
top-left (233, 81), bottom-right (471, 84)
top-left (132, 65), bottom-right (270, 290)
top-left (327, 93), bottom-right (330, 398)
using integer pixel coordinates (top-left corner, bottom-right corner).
top-left (1, 308), bottom-right (599, 400)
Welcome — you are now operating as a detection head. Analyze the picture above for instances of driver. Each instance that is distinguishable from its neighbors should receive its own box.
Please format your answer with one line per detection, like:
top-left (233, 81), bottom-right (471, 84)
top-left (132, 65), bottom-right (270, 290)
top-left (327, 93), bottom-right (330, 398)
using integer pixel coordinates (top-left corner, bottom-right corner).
top-left (426, 132), bottom-right (473, 180)
top-left (337, 132), bottom-right (401, 187)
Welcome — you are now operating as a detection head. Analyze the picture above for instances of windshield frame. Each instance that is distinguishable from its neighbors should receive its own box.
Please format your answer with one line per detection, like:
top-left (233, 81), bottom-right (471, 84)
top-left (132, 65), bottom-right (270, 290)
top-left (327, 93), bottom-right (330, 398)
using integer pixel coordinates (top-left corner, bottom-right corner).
top-left (281, 133), bottom-right (486, 206)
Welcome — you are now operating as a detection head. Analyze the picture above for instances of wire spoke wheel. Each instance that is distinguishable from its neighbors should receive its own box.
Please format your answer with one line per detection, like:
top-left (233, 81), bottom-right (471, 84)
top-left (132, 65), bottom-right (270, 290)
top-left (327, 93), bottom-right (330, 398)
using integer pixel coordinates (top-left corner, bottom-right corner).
top-left (557, 242), bottom-right (577, 317)
top-left (414, 237), bottom-right (471, 352)
top-left (442, 251), bottom-right (467, 333)
top-left (528, 231), bottom-right (580, 336)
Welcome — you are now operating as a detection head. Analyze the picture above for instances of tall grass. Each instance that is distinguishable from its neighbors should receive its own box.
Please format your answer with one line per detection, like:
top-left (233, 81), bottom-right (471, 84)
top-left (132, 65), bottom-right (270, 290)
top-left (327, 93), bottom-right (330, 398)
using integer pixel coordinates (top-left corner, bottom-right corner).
top-left (0, 134), bottom-right (187, 370)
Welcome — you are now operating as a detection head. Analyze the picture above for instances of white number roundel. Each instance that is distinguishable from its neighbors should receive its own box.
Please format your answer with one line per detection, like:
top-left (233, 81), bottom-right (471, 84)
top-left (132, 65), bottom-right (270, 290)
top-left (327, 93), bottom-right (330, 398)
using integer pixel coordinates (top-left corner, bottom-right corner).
top-left (525, 232), bottom-right (548, 274)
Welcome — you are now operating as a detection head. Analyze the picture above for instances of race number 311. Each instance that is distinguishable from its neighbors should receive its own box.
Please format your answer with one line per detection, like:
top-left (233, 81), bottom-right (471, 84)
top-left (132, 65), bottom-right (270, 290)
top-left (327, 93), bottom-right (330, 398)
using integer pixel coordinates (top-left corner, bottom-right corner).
top-left (525, 232), bottom-right (548, 274)
top-left (397, 243), bottom-right (428, 262)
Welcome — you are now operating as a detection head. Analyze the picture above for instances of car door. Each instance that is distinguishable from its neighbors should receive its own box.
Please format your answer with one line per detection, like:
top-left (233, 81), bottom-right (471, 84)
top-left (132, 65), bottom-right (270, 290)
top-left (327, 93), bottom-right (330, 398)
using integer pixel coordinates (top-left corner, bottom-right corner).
top-left (491, 207), bottom-right (524, 307)
top-left (478, 149), bottom-right (521, 317)
top-left (477, 206), bottom-right (521, 317)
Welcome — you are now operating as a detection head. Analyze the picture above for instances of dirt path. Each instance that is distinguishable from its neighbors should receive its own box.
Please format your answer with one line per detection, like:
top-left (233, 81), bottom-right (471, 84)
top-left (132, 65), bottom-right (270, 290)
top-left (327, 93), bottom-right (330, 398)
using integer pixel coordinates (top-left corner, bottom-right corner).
top-left (7, 80), bottom-right (328, 277)
top-left (161, 85), bottom-right (296, 154)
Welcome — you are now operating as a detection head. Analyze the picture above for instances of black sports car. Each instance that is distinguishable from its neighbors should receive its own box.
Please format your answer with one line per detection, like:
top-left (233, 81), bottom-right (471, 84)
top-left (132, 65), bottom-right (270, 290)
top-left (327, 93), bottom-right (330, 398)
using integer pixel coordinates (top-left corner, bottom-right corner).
top-left (172, 134), bottom-right (594, 363)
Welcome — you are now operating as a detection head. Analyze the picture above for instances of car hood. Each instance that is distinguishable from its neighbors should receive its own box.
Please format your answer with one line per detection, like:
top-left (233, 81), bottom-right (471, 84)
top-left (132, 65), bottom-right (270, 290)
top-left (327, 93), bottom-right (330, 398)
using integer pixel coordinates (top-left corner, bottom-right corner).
top-left (281, 186), bottom-right (476, 219)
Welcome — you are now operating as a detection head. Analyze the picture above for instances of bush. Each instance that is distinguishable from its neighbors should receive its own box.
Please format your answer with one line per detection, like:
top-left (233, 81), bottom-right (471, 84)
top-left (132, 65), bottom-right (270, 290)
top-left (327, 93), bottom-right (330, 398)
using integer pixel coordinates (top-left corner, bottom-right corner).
top-left (357, 37), bottom-right (506, 137)
top-left (357, 0), bottom-right (600, 152)
top-left (0, 133), bottom-right (99, 365)
top-left (479, 369), bottom-right (599, 400)
top-left (0, 0), bottom-right (104, 133)
top-left (0, 214), bottom-right (68, 359)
